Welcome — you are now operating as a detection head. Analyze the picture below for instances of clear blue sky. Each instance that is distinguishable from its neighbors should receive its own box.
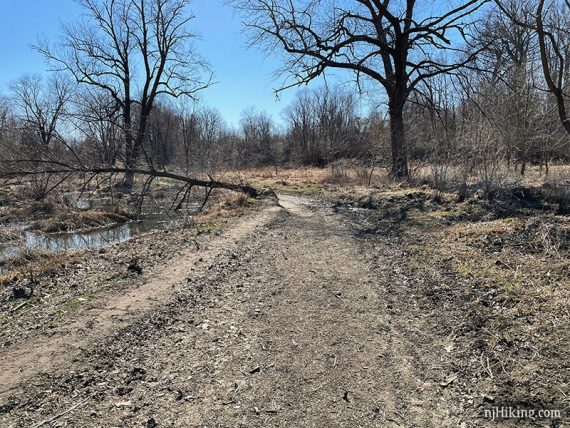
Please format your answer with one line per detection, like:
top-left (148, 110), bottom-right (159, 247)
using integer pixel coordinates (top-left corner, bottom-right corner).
top-left (0, 0), bottom-right (351, 127)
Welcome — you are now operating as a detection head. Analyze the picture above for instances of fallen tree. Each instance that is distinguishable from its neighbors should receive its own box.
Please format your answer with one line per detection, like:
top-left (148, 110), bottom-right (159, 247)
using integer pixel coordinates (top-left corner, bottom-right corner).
top-left (0, 160), bottom-right (260, 217)
top-left (0, 165), bottom-right (258, 197)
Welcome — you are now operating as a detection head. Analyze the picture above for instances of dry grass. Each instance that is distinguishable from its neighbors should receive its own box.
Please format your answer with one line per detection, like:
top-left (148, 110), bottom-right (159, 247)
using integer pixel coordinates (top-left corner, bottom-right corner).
top-left (192, 191), bottom-right (257, 227)
top-left (0, 250), bottom-right (75, 287)
top-left (328, 178), bottom-right (570, 414)
top-left (31, 207), bottom-right (134, 233)
top-left (429, 215), bottom-right (570, 409)
top-left (223, 162), bottom-right (392, 194)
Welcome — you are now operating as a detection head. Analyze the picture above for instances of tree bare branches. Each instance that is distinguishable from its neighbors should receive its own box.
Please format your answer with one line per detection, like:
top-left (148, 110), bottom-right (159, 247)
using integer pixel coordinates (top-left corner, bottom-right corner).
top-left (231, 0), bottom-right (488, 178)
top-left (496, 0), bottom-right (570, 135)
top-left (34, 0), bottom-right (213, 191)
top-left (9, 75), bottom-right (71, 148)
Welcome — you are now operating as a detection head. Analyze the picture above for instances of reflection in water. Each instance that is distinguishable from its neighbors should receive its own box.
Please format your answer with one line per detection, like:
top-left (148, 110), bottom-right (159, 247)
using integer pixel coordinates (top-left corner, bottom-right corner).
top-left (0, 216), bottom-right (174, 264)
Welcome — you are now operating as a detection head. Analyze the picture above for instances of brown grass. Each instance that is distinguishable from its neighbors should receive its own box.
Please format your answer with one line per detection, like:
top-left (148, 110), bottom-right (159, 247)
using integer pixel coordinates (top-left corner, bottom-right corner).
top-left (193, 191), bottom-right (257, 226)
top-left (0, 250), bottom-right (75, 287)
top-left (223, 162), bottom-right (392, 192)
top-left (323, 174), bottom-right (570, 413)
top-left (31, 208), bottom-right (134, 233)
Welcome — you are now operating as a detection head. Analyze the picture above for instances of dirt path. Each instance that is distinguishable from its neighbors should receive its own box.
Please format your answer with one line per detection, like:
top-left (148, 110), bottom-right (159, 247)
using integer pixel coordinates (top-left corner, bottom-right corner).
top-left (0, 194), bottom-right (466, 427)
top-left (0, 203), bottom-right (281, 396)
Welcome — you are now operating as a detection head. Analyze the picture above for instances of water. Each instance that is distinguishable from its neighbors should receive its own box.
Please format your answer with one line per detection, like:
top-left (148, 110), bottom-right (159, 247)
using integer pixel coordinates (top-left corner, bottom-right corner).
top-left (0, 190), bottom-right (202, 270)
top-left (0, 216), bottom-right (177, 268)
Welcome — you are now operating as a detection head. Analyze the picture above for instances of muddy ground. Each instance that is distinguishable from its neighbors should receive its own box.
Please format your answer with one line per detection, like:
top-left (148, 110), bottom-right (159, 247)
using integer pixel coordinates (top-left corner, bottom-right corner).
top-left (0, 190), bottom-right (568, 427)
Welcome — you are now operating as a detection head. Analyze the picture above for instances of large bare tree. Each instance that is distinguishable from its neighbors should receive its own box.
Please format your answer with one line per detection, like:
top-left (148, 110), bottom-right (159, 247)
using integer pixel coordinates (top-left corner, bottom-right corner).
top-left (35, 0), bottom-right (212, 191)
top-left (232, 0), bottom-right (487, 177)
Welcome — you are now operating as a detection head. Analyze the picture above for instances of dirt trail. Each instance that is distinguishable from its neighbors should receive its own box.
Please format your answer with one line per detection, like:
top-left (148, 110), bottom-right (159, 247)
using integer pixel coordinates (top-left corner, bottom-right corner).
top-left (0, 194), bottom-right (465, 427)
top-left (0, 205), bottom-right (281, 397)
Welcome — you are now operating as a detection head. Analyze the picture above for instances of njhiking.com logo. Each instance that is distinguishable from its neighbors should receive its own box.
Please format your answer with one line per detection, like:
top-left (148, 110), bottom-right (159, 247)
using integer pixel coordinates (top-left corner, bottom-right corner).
top-left (483, 406), bottom-right (562, 422)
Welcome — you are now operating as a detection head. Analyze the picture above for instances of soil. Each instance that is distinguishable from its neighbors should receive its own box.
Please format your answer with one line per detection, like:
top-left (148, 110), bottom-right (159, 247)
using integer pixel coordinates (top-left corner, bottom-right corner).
top-left (0, 193), bottom-right (567, 427)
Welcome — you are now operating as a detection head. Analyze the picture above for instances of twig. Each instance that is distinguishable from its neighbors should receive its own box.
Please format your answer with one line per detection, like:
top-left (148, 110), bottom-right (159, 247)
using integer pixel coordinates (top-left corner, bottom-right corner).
top-left (10, 301), bottom-right (28, 313)
top-left (31, 398), bottom-right (89, 428)
top-left (486, 356), bottom-right (494, 379)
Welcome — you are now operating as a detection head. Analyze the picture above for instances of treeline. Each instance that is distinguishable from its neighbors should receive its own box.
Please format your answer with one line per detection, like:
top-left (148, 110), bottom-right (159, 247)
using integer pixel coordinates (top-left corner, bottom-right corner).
top-left (1, 0), bottom-right (569, 189)
top-left (0, 83), bottom-right (379, 173)
top-left (1, 75), bottom-right (567, 179)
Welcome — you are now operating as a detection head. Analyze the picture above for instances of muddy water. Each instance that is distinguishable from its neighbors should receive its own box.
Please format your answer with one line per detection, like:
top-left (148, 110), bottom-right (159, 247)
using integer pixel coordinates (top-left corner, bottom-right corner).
top-left (0, 216), bottom-right (178, 267)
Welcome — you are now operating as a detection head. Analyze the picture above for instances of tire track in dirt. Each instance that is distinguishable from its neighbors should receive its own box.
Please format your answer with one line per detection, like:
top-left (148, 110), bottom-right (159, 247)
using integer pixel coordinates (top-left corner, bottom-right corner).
top-left (0, 203), bottom-right (281, 400)
top-left (1, 194), bottom-right (461, 427)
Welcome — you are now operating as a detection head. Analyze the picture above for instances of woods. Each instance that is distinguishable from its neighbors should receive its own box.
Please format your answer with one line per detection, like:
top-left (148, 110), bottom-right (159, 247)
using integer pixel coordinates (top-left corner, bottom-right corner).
top-left (0, 0), bottom-right (569, 194)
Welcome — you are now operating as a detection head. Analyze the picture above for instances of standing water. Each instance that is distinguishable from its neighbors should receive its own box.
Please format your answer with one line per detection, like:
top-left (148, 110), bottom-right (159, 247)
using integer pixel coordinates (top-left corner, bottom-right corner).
top-left (0, 216), bottom-right (178, 269)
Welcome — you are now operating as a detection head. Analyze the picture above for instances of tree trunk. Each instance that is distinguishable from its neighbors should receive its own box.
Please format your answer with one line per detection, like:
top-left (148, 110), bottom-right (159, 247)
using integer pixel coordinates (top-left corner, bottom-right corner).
top-left (388, 102), bottom-right (409, 179)
top-left (121, 112), bottom-right (148, 193)
top-left (520, 150), bottom-right (527, 176)
top-left (121, 160), bottom-right (135, 193)
top-left (121, 100), bottom-right (135, 193)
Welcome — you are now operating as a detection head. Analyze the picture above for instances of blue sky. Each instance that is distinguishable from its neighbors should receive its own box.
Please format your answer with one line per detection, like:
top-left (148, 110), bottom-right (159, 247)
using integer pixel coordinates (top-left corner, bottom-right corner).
top-left (0, 0), bottom-right (353, 127)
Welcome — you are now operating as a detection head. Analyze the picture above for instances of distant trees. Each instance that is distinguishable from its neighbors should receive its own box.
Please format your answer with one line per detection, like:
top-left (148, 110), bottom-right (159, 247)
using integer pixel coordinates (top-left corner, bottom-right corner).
top-left (474, 4), bottom-right (543, 173)
top-left (283, 87), bottom-right (361, 165)
top-left (75, 89), bottom-right (123, 166)
top-left (2, 0), bottom-right (570, 199)
top-left (534, 0), bottom-right (570, 136)
top-left (496, 0), bottom-right (570, 138)
top-left (34, 0), bottom-right (211, 190)
top-left (239, 108), bottom-right (276, 167)
top-left (0, 97), bottom-right (12, 145)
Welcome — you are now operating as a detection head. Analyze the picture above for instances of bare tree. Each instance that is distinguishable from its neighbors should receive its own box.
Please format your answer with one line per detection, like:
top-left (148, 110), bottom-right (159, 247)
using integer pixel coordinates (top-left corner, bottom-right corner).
top-left (283, 90), bottom-right (320, 165)
top-left (497, 0), bottom-right (570, 135)
top-left (474, 4), bottom-right (547, 173)
top-left (240, 107), bottom-right (276, 167)
top-left (74, 89), bottom-right (123, 166)
top-left (535, 0), bottom-right (570, 135)
top-left (232, 0), bottom-right (486, 178)
top-left (283, 86), bottom-right (360, 164)
top-left (35, 0), bottom-right (212, 191)
top-left (173, 105), bottom-right (228, 172)
top-left (197, 107), bottom-right (226, 169)
top-left (180, 106), bottom-right (200, 174)
top-left (0, 96), bottom-right (11, 144)
top-left (147, 103), bottom-right (180, 168)
top-left (9, 75), bottom-right (71, 148)
top-left (315, 87), bottom-right (360, 160)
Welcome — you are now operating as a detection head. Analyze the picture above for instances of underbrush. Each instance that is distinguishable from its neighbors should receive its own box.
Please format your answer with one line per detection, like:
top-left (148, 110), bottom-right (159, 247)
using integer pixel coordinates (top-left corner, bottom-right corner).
top-left (334, 184), bottom-right (569, 421)
top-left (0, 189), bottom-right (136, 232)
top-left (192, 191), bottom-right (258, 226)
top-left (0, 250), bottom-right (73, 292)
top-left (234, 162), bottom-right (570, 223)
